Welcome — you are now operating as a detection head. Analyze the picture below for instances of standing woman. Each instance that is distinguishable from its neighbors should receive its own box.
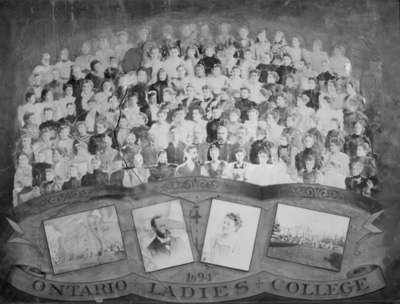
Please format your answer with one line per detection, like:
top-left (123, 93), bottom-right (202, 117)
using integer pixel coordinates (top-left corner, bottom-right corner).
top-left (190, 64), bottom-right (208, 95)
top-left (95, 36), bottom-right (115, 68)
top-left (271, 31), bottom-right (288, 59)
top-left (94, 79), bottom-right (115, 113)
top-left (216, 22), bottom-right (235, 48)
top-left (321, 138), bottom-right (349, 189)
top-left (130, 68), bottom-right (150, 121)
top-left (171, 64), bottom-right (191, 95)
top-left (253, 29), bottom-right (271, 61)
top-left (235, 26), bottom-right (253, 59)
top-left (144, 47), bottom-right (164, 83)
top-left (183, 45), bottom-right (200, 77)
top-left (160, 24), bottom-right (179, 59)
top-left (287, 36), bottom-right (303, 67)
top-left (198, 23), bottom-right (214, 53)
top-left (75, 41), bottom-right (94, 71)
top-left (305, 39), bottom-right (329, 74)
top-left (180, 24), bottom-right (198, 54)
top-left (121, 26), bottom-right (151, 73)
top-left (114, 30), bottom-right (134, 63)
top-left (149, 68), bottom-right (169, 105)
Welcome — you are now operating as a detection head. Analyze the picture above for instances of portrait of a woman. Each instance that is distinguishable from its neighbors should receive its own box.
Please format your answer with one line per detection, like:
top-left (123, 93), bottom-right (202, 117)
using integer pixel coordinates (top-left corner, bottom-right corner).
top-left (201, 200), bottom-right (260, 271)
top-left (207, 212), bottom-right (243, 260)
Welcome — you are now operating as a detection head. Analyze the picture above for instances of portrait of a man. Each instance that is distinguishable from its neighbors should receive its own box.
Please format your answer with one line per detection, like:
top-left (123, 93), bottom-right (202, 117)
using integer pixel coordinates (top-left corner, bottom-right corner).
top-left (132, 200), bottom-right (194, 272)
top-left (201, 199), bottom-right (261, 271)
top-left (147, 215), bottom-right (185, 257)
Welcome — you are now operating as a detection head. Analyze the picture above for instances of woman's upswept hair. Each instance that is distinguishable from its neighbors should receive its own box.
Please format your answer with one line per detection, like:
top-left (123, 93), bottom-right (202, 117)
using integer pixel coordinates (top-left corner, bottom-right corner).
top-left (225, 212), bottom-right (243, 231)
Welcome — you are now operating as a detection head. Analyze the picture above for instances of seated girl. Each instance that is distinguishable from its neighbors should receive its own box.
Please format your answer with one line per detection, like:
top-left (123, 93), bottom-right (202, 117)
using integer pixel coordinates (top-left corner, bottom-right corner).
top-left (71, 141), bottom-right (93, 180)
top-left (301, 153), bottom-right (323, 185)
top-left (206, 64), bottom-right (229, 95)
top-left (200, 144), bottom-right (228, 178)
top-left (321, 138), bottom-right (349, 189)
top-left (265, 110), bottom-right (284, 146)
top-left (243, 108), bottom-right (260, 142)
top-left (13, 154), bottom-right (35, 206)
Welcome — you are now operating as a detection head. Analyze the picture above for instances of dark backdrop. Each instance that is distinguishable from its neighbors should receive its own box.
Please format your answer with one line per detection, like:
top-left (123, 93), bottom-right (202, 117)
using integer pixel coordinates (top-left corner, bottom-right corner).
top-left (0, 0), bottom-right (399, 302)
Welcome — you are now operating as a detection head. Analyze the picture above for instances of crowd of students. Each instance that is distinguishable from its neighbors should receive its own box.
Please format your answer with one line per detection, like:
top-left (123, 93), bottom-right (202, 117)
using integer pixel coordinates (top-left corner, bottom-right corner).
top-left (14, 22), bottom-right (378, 206)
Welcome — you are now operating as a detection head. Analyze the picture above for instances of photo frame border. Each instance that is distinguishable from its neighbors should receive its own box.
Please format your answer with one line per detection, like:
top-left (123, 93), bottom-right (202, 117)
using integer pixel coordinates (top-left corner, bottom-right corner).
top-left (266, 202), bottom-right (351, 272)
top-left (200, 199), bottom-right (261, 272)
top-left (131, 199), bottom-right (195, 273)
top-left (43, 204), bottom-right (127, 275)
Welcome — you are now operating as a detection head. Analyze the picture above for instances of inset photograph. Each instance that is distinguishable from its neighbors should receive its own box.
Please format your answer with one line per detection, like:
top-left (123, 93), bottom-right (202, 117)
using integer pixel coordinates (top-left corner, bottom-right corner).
top-left (44, 205), bottom-right (125, 274)
top-left (267, 204), bottom-right (350, 271)
top-left (201, 199), bottom-right (261, 271)
top-left (132, 200), bottom-right (194, 272)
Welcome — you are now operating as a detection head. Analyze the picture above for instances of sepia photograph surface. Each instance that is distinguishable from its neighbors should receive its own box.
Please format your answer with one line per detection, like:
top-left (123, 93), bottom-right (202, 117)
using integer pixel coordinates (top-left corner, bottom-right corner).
top-left (44, 205), bottom-right (126, 274)
top-left (201, 199), bottom-right (261, 271)
top-left (268, 203), bottom-right (350, 271)
top-left (0, 0), bottom-right (399, 302)
top-left (132, 200), bottom-right (194, 272)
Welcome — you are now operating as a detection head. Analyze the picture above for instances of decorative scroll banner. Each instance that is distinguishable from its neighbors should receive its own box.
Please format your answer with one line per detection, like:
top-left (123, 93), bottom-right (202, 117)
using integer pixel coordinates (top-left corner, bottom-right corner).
top-left (14, 179), bottom-right (383, 220)
top-left (6, 181), bottom-right (385, 303)
top-left (8, 266), bottom-right (385, 302)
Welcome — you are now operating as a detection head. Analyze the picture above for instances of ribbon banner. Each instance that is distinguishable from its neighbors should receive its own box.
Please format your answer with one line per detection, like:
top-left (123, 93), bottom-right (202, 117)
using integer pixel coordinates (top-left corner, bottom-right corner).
top-left (6, 181), bottom-right (386, 302)
top-left (9, 266), bottom-right (385, 302)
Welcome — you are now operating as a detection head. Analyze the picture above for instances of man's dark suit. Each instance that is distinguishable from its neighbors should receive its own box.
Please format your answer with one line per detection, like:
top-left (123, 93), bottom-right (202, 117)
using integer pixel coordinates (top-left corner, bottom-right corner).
top-left (147, 236), bottom-right (182, 257)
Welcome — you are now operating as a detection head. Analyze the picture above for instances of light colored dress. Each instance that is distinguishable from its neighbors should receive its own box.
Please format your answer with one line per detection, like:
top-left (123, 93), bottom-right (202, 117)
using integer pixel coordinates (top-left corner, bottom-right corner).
top-left (322, 151), bottom-right (349, 189)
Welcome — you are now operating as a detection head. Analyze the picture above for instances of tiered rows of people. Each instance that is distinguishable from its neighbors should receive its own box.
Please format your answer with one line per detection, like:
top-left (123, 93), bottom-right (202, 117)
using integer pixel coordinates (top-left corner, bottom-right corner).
top-left (14, 24), bottom-right (378, 207)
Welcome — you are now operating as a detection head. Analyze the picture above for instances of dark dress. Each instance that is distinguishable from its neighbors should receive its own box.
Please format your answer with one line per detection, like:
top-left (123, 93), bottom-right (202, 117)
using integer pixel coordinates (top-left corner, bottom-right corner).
top-left (149, 80), bottom-right (169, 105)
top-left (209, 141), bottom-right (231, 162)
top-left (39, 120), bottom-right (60, 131)
top-left (206, 118), bottom-right (223, 143)
top-left (304, 89), bottom-right (320, 111)
top-left (166, 141), bottom-right (186, 165)
top-left (32, 162), bottom-right (52, 187)
top-left (235, 98), bottom-right (257, 122)
top-left (149, 163), bottom-right (176, 182)
top-left (295, 148), bottom-right (322, 172)
top-left (201, 161), bottom-right (227, 178)
top-left (256, 63), bottom-right (277, 83)
top-left (85, 72), bottom-right (104, 91)
top-left (121, 46), bottom-right (144, 73)
top-left (81, 170), bottom-right (109, 186)
top-left (110, 169), bottom-right (125, 187)
top-left (344, 134), bottom-right (371, 158)
top-left (129, 83), bottom-right (150, 124)
top-left (345, 175), bottom-right (370, 195)
top-left (88, 133), bottom-right (106, 155)
top-left (67, 77), bottom-right (84, 99)
top-left (198, 56), bottom-right (221, 75)
top-left (62, 177), bottom-right (81, 190)
top-left (276, 65), bottom-right (296, 85)
top-left (317, 71), bottom-right (337, 83)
